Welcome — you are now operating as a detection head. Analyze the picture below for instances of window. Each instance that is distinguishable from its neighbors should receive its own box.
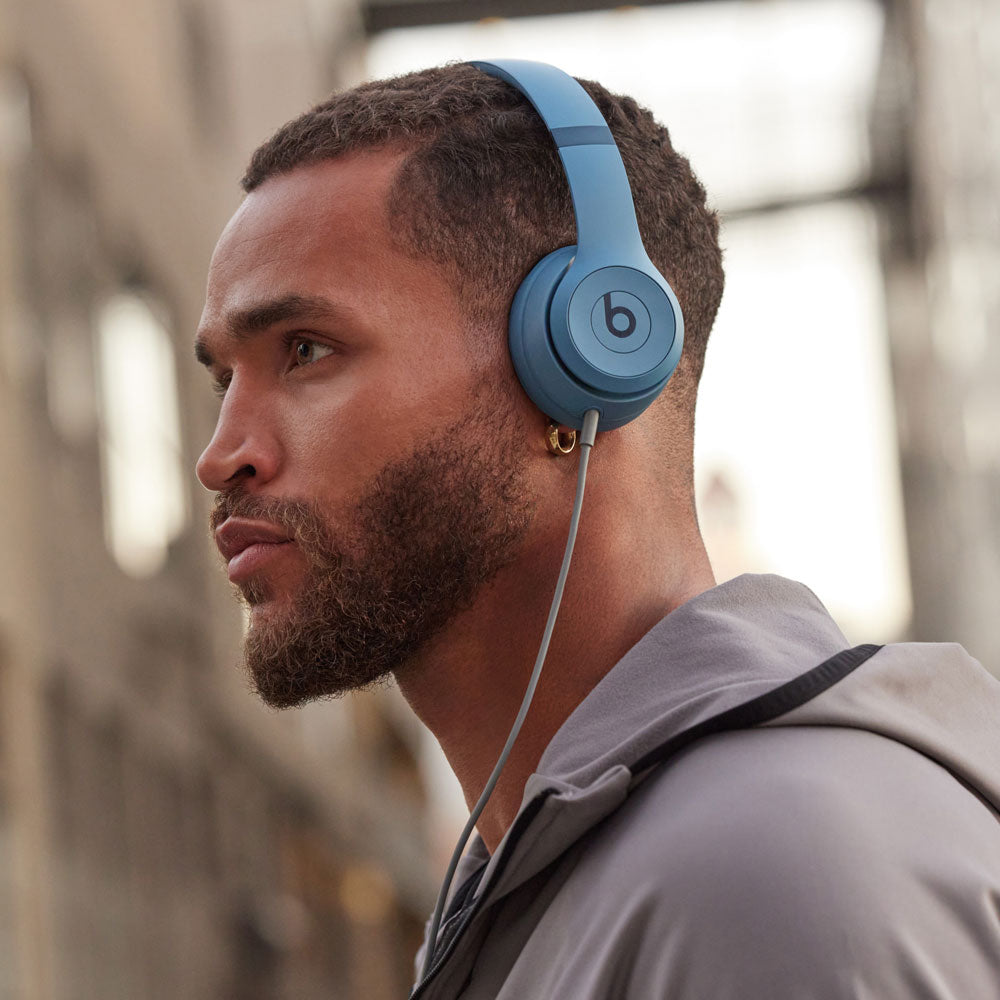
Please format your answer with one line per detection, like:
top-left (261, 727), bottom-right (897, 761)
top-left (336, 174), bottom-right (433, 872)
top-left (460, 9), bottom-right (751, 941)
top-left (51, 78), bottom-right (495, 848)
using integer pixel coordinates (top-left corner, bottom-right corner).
top-left (95, 292), bottom-right (187, 577)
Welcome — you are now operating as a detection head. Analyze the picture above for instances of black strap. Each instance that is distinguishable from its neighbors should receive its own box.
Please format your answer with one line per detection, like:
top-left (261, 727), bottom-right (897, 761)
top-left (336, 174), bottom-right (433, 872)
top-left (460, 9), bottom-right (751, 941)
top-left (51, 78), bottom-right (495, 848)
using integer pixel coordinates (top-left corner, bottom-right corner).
top-left (630, 643), bottom-right (883, 779)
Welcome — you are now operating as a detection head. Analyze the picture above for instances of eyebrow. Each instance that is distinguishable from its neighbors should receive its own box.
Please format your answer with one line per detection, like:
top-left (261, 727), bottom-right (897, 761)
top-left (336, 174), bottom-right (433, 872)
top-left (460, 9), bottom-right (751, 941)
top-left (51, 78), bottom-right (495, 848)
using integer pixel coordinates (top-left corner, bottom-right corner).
top-left (194, 294), bottom-right (355, 367)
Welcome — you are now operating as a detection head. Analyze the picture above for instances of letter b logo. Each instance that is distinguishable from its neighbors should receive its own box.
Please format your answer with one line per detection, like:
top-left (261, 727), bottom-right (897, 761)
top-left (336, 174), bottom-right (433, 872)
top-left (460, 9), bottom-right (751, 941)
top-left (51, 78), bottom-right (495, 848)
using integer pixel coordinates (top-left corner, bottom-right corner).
top-left (589, 290), bottom-right (651, 354)
top-left (602, 292), bottom-right (636, 338)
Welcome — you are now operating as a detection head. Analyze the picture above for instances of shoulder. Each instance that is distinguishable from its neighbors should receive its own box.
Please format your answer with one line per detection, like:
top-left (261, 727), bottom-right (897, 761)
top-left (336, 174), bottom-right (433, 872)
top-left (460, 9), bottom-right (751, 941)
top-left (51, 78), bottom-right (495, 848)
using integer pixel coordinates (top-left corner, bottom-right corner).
top-left (562, 725), bottom-right (1000, 997)
top-left (578, 727), bottom-right (910, 919)
top-left (602, 723), bottom-right (997, 885)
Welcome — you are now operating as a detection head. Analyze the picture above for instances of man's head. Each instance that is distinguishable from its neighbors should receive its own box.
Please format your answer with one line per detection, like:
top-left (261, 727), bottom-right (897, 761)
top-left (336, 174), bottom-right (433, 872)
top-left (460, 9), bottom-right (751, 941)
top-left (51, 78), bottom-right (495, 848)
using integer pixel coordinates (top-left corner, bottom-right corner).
top-left (242, 63), bottom-right (724, 425)
top-left (195, 63), bottom-right (723, 708)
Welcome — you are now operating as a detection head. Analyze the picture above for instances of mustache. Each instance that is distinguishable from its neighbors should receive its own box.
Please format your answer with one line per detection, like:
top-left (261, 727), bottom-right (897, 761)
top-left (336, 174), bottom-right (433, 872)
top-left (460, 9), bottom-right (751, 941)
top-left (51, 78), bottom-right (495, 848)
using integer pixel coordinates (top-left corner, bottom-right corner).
top-left (209, 489), bottom-right (329, 549)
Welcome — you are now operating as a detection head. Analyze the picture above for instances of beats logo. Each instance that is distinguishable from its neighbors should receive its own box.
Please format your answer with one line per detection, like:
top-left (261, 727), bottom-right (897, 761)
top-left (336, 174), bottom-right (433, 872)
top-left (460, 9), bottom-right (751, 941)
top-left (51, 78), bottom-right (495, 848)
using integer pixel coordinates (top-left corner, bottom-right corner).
top-left (602, 292), bottom-right (635, 337)
top-left (590, 290), bottom-right (651, 353)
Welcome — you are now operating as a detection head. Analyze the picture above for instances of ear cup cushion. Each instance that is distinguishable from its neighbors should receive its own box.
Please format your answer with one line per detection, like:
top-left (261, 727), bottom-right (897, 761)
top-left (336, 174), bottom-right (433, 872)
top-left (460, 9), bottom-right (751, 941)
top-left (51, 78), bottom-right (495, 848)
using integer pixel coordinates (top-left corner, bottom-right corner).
top-left (509, 248), bottom-right (581, 427)
top-left (509, 248), bottom-right (680, 431)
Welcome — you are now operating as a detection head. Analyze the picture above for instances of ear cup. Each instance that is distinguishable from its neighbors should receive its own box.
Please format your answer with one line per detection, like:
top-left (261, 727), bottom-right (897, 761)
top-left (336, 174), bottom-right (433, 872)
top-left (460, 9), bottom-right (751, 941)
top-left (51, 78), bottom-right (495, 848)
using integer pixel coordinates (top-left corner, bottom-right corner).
top-left (509, 248), bottom-right (683, 431)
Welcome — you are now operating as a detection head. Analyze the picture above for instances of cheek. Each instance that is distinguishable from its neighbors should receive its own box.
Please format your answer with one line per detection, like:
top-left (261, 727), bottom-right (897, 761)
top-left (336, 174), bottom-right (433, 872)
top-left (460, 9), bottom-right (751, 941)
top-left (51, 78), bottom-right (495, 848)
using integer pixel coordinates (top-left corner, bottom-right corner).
top-left (271, 343), bottom-right (497, 507)
top-left (273, 377), bottom-right (416, 507)
top-left (284, 405), bottom-right (372, 502)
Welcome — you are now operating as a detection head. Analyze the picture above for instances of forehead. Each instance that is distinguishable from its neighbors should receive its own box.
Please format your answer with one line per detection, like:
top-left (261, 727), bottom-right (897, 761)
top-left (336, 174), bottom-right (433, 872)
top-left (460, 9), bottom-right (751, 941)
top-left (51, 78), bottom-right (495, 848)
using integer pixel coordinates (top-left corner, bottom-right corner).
top-left (199, 150), bottom-right (428, 339)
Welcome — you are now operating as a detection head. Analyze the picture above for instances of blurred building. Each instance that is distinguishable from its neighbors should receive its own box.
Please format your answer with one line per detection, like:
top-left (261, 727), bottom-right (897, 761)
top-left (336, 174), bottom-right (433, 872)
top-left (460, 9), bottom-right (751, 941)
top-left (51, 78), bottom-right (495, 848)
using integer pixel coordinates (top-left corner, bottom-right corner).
top-left (873, 0), bottom-right (1000, 671)
top-left (0, 1), bottom-right (440, 998)
top-left (0, 1), bottom-right (998, 999)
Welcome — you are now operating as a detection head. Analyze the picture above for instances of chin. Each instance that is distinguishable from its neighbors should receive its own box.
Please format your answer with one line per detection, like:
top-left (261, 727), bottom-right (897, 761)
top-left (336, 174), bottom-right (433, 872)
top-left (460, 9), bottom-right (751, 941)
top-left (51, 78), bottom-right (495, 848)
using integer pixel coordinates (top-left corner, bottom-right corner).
top-left (243, 595), bottom-right (298, 634)
top-left (238, 563), bottom-right (308, 613)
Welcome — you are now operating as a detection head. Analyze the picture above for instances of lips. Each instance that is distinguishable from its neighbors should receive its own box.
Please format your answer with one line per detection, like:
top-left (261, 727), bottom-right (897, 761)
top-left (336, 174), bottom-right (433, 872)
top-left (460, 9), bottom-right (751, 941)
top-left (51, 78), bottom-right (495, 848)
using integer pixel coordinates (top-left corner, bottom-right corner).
top-left (215, 518), bottom-right (294, 583)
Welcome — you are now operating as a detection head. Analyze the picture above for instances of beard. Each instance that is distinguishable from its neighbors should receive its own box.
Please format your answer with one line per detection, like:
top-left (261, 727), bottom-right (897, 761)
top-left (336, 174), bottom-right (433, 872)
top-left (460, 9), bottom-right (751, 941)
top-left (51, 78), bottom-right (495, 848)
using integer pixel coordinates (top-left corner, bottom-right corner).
top-left (209, 394), bottom-right (536, 708)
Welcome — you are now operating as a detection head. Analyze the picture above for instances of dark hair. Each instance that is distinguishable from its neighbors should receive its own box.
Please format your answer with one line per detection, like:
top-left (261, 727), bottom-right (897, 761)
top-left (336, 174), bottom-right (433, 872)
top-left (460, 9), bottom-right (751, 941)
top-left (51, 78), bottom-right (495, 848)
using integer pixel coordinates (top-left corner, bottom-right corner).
top-left (242, 63), bottom-right (724, 431)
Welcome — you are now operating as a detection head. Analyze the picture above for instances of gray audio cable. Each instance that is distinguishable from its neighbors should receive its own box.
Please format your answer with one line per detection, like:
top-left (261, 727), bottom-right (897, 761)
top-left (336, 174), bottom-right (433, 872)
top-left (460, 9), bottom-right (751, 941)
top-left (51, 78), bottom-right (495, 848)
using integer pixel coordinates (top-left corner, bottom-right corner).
top-left (420, 407), bottom-right (601, 983)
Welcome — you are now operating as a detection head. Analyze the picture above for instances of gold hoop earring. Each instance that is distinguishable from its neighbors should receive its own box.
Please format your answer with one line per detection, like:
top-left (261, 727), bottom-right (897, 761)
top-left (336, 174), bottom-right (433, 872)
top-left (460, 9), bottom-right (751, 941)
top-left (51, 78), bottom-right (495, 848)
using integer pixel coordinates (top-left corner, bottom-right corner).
top-left (545, 421), bottom-right (577, 455)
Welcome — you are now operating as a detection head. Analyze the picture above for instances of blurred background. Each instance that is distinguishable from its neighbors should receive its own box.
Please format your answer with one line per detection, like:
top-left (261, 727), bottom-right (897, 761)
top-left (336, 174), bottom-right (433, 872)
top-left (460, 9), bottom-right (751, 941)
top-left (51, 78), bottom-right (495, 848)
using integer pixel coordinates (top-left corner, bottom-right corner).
top-left (0, 0), bottom-right (997, 996)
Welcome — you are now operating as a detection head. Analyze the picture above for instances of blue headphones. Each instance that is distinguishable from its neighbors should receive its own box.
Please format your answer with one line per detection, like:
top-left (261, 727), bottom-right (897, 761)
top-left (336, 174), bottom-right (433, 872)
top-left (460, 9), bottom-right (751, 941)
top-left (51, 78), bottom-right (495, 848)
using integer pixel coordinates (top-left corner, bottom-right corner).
top-left (471, 59), bottom-right (684, 432)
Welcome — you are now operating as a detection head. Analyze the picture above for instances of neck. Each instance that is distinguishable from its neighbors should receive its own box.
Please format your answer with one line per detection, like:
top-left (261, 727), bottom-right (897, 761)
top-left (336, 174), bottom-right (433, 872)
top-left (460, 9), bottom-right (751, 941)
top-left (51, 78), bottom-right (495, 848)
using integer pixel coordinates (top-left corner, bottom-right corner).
top-left (395, 479), bottom-right (715, 854)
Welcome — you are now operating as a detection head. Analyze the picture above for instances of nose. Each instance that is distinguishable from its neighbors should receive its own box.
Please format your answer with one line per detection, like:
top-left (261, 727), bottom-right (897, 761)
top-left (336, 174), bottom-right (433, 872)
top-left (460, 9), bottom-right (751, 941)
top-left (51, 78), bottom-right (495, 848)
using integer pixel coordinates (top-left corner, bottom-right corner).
top-left (196, 380), bottom-right (280, 492)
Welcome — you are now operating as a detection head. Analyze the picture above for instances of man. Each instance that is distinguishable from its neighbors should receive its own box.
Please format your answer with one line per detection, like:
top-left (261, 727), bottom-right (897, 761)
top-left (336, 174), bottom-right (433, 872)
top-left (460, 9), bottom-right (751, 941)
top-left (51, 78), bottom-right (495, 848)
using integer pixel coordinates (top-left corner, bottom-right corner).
top-left (195, 63), bottom-right (1000, 998)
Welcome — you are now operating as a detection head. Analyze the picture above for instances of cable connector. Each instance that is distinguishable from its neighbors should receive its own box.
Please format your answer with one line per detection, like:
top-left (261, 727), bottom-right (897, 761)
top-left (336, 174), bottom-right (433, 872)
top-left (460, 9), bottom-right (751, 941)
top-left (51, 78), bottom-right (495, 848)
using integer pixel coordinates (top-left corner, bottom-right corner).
top-left (579, 408), bottom-right (600, 450)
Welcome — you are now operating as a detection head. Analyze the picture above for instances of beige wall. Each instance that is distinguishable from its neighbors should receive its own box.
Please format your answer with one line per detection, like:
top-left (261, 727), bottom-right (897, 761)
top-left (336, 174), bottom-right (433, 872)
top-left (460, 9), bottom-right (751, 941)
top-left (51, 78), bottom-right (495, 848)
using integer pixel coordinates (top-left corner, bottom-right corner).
top-left (0, 1), bottom-right (436, 996)
top-left (877, 0), bottom-right (1000, 675)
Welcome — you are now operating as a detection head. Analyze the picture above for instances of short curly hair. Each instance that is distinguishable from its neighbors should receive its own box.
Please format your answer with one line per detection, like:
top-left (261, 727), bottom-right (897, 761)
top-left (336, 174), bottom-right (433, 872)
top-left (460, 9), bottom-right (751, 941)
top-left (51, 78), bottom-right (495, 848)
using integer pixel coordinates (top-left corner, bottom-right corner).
top-left (242, 63), bottom-right (724, 432)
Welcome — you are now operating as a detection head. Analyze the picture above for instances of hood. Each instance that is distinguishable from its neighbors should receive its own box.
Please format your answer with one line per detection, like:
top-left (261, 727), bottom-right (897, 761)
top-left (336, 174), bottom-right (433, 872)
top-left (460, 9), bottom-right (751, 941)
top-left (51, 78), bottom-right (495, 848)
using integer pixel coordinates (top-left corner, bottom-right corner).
top-left (440, 573), bottom-right (1000, 910)
top-left (416, 573), bottom-right (1000, 989)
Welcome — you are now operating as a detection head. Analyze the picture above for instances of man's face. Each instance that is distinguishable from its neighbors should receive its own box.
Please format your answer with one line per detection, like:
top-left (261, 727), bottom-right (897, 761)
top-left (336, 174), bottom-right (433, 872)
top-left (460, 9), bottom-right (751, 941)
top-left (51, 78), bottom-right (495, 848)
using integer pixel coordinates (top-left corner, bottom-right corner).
top-left (195, 152), bottom-right (536, 707)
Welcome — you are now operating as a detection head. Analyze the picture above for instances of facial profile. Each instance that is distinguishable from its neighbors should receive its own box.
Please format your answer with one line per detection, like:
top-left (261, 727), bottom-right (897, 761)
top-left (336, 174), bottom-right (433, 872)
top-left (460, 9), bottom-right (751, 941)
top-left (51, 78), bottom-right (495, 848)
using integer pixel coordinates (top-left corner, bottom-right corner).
top-left (193, 142), bottom-right (547, 708)
top-left (208, 386), bottom-right (534, 708)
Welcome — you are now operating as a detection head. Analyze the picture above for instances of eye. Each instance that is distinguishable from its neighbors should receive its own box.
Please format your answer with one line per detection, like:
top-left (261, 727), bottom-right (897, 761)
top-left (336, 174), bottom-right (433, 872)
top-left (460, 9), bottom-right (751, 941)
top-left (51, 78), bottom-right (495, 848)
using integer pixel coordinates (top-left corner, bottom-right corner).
top-left (211, 372), bottom-right (231, 399)
top-left (291, 338), bottom-right (336, 367)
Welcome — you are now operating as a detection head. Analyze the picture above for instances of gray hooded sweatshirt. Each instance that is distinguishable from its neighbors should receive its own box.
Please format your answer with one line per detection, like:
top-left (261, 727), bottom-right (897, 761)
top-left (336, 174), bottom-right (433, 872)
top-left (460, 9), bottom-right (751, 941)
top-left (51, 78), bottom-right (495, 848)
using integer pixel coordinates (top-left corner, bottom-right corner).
top-left (410, 574), bottom-right (1000, 999)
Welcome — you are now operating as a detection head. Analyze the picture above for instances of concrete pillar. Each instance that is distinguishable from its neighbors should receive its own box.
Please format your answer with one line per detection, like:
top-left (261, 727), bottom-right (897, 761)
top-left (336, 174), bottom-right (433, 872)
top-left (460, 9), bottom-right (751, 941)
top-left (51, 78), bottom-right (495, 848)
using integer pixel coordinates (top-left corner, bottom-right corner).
top-left (875, 0), bottom-right (1000, 675)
